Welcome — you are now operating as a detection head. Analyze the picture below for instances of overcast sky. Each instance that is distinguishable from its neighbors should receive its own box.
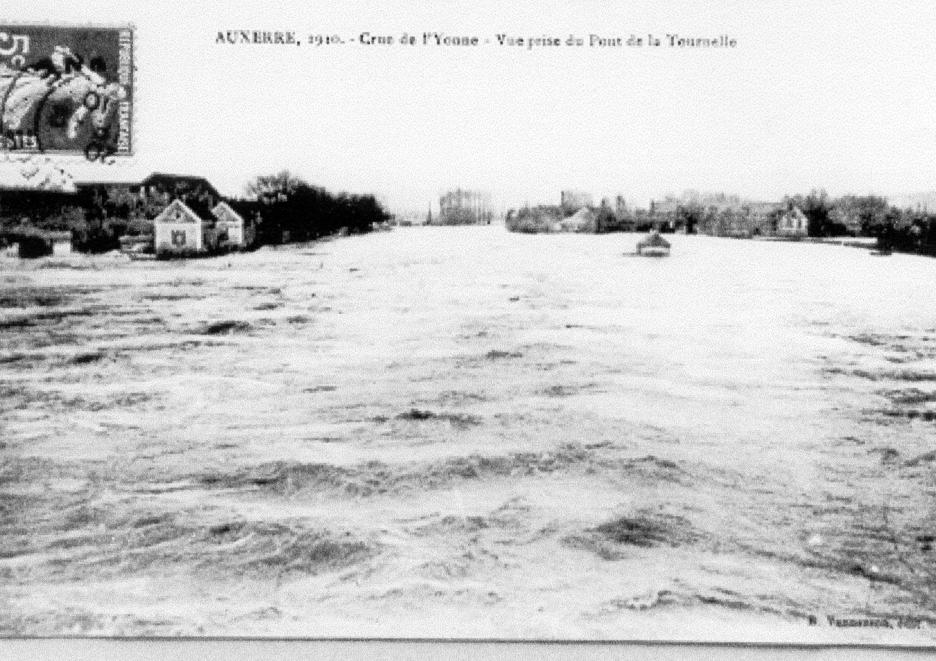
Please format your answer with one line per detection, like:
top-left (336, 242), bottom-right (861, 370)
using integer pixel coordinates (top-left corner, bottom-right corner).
top-left (3, 0), bottom-right (936, 212)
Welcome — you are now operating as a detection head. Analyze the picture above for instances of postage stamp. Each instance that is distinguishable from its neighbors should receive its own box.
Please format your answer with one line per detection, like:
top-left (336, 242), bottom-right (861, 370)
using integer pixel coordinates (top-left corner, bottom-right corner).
top-left (0, 24), bottom-right (133, 161)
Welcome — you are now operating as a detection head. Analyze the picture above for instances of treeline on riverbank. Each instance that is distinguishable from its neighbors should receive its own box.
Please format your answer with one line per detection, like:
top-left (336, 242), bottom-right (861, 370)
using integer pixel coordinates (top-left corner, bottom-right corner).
top-left (243, 171), bottom-right (389, 245)
top-left (506, 188), bottom-right (936, 257)
top-left (779, 190), bottom-right (936, 255)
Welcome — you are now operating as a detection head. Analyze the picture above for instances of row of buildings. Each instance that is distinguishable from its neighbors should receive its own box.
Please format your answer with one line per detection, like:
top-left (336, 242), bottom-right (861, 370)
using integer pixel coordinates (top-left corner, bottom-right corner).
top-left (0, 171), bottom-right (255, 258)
top-left (507, 190), bottom-right (812, 237)
top-left (648, 197), bottom-right (812, 237)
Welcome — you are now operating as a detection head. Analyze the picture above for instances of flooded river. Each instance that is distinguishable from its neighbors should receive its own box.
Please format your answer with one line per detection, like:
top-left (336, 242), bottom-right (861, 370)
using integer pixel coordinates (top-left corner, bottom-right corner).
top-left (2, 225), bottom-right (936, 642)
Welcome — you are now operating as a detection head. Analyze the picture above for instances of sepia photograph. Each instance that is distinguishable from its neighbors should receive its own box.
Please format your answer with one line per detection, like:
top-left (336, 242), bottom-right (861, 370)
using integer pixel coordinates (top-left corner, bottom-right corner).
top-left (2, 1), bottom-right (936, 656)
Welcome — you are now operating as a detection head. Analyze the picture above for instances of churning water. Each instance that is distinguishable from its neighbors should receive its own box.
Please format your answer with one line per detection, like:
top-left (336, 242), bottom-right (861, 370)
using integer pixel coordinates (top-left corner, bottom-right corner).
top-left (2, 225), bottom-right (936, 641)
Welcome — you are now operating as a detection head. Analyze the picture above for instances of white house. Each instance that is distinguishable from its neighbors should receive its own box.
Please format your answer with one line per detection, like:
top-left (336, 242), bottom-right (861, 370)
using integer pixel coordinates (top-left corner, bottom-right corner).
top-left (153, 199), bottom-right (218, 256)
top-left (777, 207), bottom-right (808, 237)
top-left (559, 207), bottom-right (597, 233)
top-left (211, 201), bottom-right (247, 248)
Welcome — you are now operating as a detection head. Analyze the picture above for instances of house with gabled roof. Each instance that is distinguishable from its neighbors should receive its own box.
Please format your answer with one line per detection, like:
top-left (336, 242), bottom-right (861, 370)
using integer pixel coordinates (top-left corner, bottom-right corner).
top-left (211, 201), bottom-right (248, 248)
top-left (153, 199), bottom-right (218, 256)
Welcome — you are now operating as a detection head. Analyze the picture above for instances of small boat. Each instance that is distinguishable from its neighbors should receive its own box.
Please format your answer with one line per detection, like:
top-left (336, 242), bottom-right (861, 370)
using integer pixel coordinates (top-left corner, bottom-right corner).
top-left (634, 231), bottom-right (671, 257)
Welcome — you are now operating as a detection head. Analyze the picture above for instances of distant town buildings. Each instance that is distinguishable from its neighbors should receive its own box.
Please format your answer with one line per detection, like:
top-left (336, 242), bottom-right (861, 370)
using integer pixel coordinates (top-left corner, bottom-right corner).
top-left (507, 189), bottom-right (819, 238)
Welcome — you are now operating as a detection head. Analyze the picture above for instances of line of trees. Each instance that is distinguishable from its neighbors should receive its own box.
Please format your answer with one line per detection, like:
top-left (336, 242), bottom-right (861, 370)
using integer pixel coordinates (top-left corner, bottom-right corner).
top-left (784, 189), bottom-right (936, 254)
top-left (243, 171), bottom-right (389, 244)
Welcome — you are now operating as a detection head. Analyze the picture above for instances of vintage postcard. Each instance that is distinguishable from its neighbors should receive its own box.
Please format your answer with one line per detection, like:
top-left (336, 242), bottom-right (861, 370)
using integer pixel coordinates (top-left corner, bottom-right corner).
top-left (1, 0), bottom-right (936, 657)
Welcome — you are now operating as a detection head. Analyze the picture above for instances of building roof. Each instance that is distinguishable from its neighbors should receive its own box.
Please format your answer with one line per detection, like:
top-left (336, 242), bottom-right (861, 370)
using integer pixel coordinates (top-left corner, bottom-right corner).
top-left (186, 200), bottom-right (217, 222)
top-left (156, 198), bottom-right (216, 223)
top-left (74, 172), bottom-right (221, 199)
top-left (142, 172), bottom-right (213, 185)
top-left (212, 200), bottom-right (245, 222)
top-left (73, 179), bottom-right (141, 188)
top-left (142, 173), bottom-right (220, 199)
